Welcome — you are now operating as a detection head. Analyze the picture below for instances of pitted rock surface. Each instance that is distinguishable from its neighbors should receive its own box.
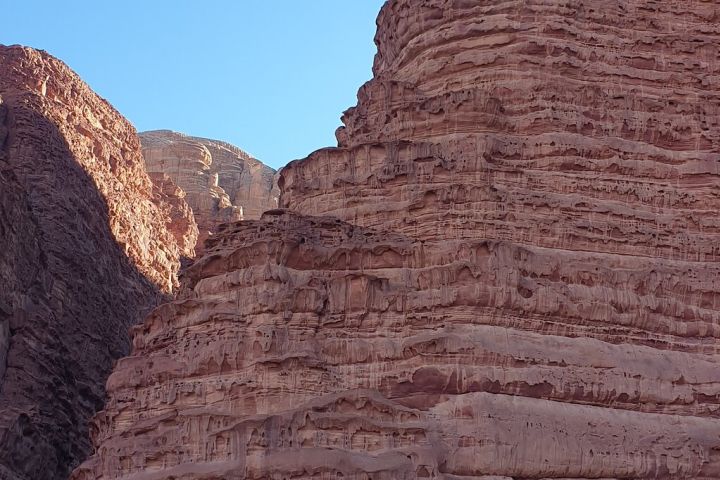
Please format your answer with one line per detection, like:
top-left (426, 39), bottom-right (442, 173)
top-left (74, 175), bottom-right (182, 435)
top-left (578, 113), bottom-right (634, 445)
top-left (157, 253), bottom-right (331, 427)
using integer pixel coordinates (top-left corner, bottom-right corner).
top-left (74, 211), bottom-right (720, 479)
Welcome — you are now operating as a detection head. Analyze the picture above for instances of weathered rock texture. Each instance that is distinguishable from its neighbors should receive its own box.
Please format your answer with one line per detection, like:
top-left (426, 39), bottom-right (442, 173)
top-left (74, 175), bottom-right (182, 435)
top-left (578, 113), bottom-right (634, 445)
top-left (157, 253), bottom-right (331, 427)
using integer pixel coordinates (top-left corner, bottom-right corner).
top-left (0, 45), bottom-right (193, 480)
top-left (75, 1), bottom-right (720, 479)
top-left (282, 0), bottom-right (720, 253)
top-left (148, 172), bottom-right (199, 260)
top-left (74, 211), bottom-right (720, 479)
top-left (140, 130), bottom-right (278, 253)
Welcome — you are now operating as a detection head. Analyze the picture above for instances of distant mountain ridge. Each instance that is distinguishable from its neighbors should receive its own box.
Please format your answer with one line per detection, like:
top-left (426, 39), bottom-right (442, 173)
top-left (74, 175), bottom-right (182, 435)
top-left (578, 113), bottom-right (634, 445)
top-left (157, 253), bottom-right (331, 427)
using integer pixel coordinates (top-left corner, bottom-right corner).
top-left (140, 130), bottom-right (279, 253)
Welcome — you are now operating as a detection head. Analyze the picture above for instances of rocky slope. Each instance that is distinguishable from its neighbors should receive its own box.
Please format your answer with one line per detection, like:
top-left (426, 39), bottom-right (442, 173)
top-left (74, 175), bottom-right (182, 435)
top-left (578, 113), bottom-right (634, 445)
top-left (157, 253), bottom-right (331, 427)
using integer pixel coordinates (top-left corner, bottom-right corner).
top-left (140, 130), bottom-right (278, 254)
top-left (0, 45), bottom-right (194, 480)
top-left (148, 172), bottom-right (199, 260)
top-left (74, 1), bottom-right (720, 479)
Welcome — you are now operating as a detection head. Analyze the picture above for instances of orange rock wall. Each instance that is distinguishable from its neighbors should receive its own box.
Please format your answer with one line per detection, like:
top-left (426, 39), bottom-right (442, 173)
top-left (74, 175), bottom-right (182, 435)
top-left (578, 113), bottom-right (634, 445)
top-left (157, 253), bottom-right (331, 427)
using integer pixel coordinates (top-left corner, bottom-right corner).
top-left (140, 130), bottom-right (278, 254)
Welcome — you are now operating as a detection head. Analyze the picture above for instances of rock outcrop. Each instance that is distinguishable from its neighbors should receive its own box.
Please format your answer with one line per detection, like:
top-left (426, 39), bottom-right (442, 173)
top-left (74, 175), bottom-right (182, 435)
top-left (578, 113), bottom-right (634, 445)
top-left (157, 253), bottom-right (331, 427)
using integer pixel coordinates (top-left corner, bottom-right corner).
top-left (73, 211), bottom-right (720, 479)
top-left (0, 45), bottom-right (193, 480)
top-left (282, 0), bottom-right (720, 253)
top-left (74, 1), bottom-right (720, 479)
top-left (148, 172), bottom-right (199, 260)
top-left (140, 130), bottom-right (278, 253)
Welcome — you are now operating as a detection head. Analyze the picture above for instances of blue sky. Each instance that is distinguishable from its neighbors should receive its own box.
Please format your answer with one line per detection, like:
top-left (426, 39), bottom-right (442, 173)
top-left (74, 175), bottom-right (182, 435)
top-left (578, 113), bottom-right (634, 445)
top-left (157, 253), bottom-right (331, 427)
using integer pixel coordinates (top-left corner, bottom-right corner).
top-left (2, 1), bottom-right (386, 169)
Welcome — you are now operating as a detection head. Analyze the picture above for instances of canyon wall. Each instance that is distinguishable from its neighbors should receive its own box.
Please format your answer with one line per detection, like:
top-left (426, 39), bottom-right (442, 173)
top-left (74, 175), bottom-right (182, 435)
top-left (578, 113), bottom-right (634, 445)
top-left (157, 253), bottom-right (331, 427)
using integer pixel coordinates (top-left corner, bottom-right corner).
top-left (0, 45), bottom-right (194, 480)
top-left (140, 130), bottom-right (278, 254)
top-left (74, 1), bottom-right (720, 479)
top-left (74, 210), bottom-right (720, 479)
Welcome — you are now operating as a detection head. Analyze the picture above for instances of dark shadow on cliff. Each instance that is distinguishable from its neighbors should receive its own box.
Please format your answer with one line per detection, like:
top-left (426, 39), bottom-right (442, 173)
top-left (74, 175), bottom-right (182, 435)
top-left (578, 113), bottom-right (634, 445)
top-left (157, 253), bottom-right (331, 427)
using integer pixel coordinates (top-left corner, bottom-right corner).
top-left (0, 97), bottom-right (164, 479)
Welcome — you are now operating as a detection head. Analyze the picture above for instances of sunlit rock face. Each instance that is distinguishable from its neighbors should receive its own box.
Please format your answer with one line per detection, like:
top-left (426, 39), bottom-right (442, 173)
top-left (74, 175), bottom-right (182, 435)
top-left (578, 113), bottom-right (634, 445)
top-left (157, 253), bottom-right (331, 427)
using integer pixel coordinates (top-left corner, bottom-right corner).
top-left (282, 0), bottom-right (720, 255)
top-left (74, 211), bottom-right (720, 479)
top-left (140, 130), bottom-right (279, 254)
top-left (0, 45), bottom-right (194, 479)
top-left (148, 172), bottom-right (199, 260)
top-left (74, 1), bottom-right (720, 479)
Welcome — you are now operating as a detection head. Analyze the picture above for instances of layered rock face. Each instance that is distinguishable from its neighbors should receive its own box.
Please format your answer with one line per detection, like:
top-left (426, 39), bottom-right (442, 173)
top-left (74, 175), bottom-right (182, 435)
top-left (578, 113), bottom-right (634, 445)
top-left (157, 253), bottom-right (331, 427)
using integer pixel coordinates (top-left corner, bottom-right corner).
top-left (74, 211), bottom-right (720, 479)
top-left (0, 45), bottom-right (193, 479)
top-left (282, 0), bottom-right (720, 253)
top-left (76, 1), bottom-right (720, 479)
top-left (140, 130), bottom-right (278, 253)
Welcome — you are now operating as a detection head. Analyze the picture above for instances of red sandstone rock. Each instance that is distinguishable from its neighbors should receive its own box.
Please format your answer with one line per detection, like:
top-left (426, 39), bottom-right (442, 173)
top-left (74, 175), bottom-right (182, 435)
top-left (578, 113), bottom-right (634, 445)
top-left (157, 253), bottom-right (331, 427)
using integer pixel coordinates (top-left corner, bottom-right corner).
top-left (73, 211), bottom-right (720, 479)
top-left (148, 172), bottom-right (199, 260)
top-left (0, 45), bottom-right (192, 479)
top-left (140, 130), bottom-right (278, 254)
top-left (74, 1), bottom-right (720, 479)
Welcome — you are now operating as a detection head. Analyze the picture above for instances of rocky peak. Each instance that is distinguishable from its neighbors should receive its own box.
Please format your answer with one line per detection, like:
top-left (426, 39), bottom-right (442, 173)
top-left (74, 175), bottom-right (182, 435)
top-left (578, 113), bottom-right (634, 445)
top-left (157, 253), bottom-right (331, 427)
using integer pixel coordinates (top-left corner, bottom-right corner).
top-left (140, 130), bottom-right (279, 254)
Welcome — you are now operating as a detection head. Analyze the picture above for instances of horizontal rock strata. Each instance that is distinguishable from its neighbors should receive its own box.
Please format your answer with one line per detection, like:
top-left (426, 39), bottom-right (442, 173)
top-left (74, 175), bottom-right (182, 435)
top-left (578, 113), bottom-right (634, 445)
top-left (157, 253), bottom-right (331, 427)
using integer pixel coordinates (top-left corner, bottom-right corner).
top-left (73, 211), bottom-right (720, 479)
top-left (140, 130), bottom-right (278, 254)
top-left (282, 0), bottom-right (720, 263)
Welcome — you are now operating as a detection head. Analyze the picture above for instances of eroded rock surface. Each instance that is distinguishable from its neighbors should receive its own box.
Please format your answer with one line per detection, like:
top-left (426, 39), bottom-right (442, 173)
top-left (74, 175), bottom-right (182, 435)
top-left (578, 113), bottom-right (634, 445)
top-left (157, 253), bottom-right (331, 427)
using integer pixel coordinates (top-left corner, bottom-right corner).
top-left (149, 172), bottom-right (199, 260)
top-left (0, 45), bottom-right (192, 479)
top-left (75, 1), bottom-right (720, 479)
top-left (140, 130), bottom-right (278, 253)
top-left (282, 1), bottom-right (720, 256)
top-left (73, 211), bottom-right (720, 479)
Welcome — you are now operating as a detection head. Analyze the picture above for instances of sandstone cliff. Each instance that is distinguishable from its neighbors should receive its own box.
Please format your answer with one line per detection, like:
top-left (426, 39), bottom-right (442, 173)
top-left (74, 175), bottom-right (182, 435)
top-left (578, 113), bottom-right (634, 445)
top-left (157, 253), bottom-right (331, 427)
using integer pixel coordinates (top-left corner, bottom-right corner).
top-left (0, 45), bottom-right (194, 479)
top-left (148, 172), bottom-right (199, 260)
top-left (74, 1), bottom-right (720, 479)
top-left (73, 210), bottom-right (720, 479)
top-left (140, 130), bottom-right (278, 253)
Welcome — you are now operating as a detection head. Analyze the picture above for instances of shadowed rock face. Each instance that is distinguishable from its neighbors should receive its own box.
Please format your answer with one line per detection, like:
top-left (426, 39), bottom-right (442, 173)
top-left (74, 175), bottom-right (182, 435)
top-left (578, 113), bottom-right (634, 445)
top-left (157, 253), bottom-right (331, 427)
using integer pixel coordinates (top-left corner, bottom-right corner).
top-left (0, 45), bottom-right (194, 479)
top-left (140, 130), bottom-right (279, 254)
top-left (73, 1), bottom-right (720, 479)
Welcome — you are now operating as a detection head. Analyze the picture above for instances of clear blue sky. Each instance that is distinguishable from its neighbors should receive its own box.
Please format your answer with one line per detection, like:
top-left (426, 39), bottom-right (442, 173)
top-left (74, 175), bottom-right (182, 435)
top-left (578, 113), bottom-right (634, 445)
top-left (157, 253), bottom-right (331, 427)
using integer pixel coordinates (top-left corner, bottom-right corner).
top-left (1, 1), bottom-right (386, 169)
